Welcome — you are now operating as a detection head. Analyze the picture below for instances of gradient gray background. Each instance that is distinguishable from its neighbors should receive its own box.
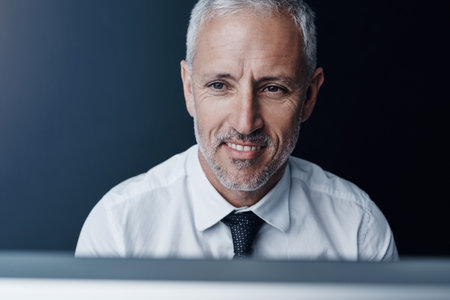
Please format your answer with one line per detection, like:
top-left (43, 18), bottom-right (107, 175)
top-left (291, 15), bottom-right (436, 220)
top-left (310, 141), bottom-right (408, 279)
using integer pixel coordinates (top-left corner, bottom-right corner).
top-left (0, 0), bottom-right (448, 255)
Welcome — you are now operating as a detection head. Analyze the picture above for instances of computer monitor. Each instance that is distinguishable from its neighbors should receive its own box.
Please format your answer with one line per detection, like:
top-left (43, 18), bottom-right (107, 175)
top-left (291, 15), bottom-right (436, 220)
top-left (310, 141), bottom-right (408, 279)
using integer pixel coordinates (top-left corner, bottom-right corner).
top-left (1, 251), bottom-right (449, 300)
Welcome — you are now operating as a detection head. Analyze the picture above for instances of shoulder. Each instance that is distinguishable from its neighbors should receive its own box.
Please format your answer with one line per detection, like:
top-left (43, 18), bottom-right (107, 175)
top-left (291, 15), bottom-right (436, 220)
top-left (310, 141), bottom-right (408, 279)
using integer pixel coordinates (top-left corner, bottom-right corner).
top-left (288, 156), bottom-right (371, 210)
top-left (288, 156), bottom-right (398, 261)
top-left (75, 146), bottom-right (197, 257)
top-left (100, 145), bottom-right (196, 209)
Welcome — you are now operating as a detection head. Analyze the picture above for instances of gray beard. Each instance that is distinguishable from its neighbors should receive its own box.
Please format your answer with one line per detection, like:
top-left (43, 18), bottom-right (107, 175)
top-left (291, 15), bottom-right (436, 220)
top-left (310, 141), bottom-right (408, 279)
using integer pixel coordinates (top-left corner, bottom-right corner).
top-left (193, 117), bottom-right (300, 192)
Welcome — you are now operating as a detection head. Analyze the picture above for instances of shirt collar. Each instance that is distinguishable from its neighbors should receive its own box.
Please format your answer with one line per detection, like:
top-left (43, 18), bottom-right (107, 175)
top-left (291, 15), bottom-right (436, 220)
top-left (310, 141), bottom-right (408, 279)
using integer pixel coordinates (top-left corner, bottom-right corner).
top-left (249, 164), bottom-right (291, 232)
top-left (188, 145), bottom-right (291, 233)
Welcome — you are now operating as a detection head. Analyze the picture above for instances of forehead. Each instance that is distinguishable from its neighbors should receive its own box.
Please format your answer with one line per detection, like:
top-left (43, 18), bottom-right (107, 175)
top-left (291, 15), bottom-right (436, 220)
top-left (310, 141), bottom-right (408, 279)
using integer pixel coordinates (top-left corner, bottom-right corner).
top-left (192, 10), bottom-right (305, 78)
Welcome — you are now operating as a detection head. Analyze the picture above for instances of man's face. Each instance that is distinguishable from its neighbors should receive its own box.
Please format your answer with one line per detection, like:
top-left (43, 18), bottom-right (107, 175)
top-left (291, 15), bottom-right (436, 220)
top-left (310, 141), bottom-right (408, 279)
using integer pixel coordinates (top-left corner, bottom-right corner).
top-left (182, 11), bottom-right (318, 192)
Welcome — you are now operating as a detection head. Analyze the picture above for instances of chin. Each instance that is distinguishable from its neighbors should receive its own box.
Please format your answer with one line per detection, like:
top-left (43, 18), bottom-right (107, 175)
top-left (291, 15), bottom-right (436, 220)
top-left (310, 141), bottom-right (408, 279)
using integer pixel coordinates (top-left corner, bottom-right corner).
top-left (216, 168), bottom-right (272, 192)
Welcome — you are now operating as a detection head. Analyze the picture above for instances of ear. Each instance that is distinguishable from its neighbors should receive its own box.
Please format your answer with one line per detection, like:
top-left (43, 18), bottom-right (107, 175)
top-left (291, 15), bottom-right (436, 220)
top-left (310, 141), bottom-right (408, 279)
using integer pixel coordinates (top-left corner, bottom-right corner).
top-left (301, 67), bottom-right (324, 122)
top-left (181, 60), bottom-right (195, 117)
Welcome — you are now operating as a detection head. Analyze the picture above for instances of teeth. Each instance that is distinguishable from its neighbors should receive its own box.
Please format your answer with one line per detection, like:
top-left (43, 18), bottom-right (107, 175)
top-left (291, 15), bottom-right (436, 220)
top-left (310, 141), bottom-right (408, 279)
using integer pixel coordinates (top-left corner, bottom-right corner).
top-left (226, 143), bottom-right (262, 152)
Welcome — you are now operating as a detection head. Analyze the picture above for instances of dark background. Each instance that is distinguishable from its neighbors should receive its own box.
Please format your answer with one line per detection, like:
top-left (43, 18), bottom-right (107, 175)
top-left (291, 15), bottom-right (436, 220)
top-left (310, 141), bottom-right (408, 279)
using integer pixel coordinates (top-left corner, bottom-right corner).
top-left (0, 0), bottom-right (448, 256)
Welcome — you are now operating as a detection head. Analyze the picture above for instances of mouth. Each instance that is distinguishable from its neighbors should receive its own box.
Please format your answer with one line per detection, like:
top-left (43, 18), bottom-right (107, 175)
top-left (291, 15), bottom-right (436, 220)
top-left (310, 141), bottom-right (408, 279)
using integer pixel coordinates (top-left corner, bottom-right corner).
top-left (225, 142), bottom-right (262, 152)
top-left (221, 140), bottom-right (267, 161)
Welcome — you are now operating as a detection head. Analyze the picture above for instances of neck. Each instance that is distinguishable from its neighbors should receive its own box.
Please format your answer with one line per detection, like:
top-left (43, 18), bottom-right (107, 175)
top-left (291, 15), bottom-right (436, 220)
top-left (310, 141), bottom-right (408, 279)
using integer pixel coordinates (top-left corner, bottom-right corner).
top-left (198, 150), bottom-right (286, 208)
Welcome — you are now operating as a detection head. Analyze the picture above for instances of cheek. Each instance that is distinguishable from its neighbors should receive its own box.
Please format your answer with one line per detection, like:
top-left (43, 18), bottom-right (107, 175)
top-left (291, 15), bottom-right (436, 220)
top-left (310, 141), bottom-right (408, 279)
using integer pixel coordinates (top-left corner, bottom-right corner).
top-left (195, 103), bottom-right (226, 135)
top-left (260, 103), bottom-right (301, 137)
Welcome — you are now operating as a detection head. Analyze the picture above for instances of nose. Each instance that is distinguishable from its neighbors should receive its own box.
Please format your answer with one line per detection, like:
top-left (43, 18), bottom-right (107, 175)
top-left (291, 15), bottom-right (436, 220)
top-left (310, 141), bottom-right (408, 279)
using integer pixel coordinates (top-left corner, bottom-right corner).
top-left (229, 89), bottom-right (264, 135)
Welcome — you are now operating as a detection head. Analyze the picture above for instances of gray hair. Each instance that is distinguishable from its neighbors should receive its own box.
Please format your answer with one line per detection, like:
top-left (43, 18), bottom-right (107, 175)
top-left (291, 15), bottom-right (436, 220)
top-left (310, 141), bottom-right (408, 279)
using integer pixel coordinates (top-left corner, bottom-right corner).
top-left (185, 0), bottom-right (318, 79)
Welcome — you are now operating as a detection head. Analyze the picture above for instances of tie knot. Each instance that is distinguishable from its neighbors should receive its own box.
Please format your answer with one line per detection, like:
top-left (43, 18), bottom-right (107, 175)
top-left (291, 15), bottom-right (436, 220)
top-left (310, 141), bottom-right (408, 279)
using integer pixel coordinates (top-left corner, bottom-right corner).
top-left (222, 211), bottom-right (264, 258)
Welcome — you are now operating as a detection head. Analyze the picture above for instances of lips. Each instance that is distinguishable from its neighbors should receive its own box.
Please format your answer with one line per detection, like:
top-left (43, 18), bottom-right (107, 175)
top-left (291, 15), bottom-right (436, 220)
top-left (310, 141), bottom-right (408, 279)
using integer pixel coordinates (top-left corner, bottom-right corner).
top-left (222, 140), bottom-right (266, 162)
top-left (226, 142), bottom-right (262, 152)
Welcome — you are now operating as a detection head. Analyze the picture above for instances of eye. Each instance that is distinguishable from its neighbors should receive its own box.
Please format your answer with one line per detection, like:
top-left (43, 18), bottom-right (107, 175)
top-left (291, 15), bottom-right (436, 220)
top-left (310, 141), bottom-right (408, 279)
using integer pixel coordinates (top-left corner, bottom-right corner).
top-left (263, 85), bottom-right (287, 94)
top-left (268, 86), bottom-right (280, 92)
top-left (208, 82), bottom-right (226, 90)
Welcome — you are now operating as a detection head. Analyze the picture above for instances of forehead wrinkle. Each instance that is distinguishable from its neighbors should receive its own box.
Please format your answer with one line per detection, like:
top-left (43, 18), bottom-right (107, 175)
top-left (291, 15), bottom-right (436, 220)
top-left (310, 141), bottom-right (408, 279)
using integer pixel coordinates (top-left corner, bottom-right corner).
top-left (195, 60), bottom-right (246, 83)
top-left (195, 56), bottom-right (302, 84)
top-left (193, 12), bottom-right (305, 86)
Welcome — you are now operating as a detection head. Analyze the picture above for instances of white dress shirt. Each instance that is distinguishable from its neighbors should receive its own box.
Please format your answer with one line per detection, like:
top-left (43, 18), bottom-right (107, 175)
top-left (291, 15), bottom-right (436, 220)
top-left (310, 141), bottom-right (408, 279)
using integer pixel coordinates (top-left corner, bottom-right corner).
top-left (75, 145), bottom-right (398, 260)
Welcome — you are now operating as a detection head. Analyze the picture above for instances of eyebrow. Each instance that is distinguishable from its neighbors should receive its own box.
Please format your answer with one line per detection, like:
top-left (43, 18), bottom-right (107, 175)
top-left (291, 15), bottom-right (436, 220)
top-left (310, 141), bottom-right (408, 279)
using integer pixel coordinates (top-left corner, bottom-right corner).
top-left (196, 73), bottom-right (235, 85)
top-left (216, 73), bottom-right (233, 78)
top-left (200, 73), bottom-right (295, 86)
top-left (204, 73), bottom-right (235, 80)
top-left (257, 76), bottom-right (295, 86)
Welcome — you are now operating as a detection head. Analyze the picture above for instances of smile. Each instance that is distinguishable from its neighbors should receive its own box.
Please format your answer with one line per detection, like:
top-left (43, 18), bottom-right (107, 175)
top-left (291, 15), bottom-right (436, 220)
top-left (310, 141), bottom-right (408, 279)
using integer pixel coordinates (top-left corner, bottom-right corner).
top-left (226, 143), bottom-right (262, 152)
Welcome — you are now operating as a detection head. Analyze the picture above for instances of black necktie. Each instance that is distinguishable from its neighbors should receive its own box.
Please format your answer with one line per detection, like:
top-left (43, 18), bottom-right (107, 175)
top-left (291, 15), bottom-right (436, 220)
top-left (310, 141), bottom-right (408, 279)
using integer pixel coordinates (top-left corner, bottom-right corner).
top-left (221, 211), bottom-right (264, 258)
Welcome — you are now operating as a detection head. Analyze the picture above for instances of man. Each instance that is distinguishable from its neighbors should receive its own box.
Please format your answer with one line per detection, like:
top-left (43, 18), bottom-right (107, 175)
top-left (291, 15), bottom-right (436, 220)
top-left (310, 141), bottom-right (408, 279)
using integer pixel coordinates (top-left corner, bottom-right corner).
top-left (76, 0), bottom-right (398, 260)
